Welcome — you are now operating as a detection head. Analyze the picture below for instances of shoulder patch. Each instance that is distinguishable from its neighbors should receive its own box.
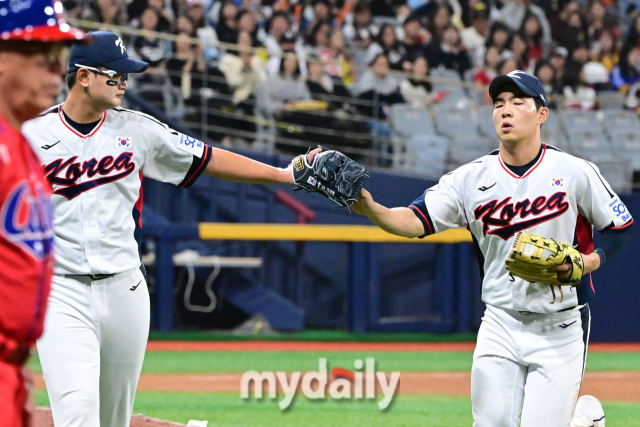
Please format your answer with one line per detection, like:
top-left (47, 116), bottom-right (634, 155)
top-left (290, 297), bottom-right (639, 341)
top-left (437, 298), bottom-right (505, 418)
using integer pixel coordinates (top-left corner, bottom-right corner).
top-left (604, 197), bottom-right (633, 227)
top-left (176, 133), bottom-right (205, 158)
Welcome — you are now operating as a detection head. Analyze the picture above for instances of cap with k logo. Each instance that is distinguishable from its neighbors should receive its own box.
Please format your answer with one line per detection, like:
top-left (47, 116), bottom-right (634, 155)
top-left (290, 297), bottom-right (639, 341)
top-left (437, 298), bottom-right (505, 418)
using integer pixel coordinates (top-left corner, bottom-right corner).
top-left (68, 31), bottom-right (148, 73)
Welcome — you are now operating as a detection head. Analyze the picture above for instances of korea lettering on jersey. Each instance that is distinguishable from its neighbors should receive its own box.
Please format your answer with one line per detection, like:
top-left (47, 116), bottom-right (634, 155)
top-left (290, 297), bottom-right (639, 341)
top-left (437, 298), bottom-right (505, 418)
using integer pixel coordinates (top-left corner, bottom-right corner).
top-left (409, 145), bottom-right (633, 314)
top-left (22, 106), bottom-right (212, 275)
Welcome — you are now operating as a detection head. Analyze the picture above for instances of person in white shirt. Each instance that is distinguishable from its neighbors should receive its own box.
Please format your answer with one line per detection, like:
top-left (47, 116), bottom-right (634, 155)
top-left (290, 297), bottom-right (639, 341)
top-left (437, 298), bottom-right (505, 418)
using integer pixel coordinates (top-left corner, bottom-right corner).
top-left (23, 31), bottom-right (318, 427)
top-left (351, 70), bottom-right (632, 426)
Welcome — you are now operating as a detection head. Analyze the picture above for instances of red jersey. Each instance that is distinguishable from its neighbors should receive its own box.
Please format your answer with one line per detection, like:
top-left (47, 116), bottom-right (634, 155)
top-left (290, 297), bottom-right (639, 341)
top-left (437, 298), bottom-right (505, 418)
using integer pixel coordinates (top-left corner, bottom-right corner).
top-left (0, 113), bottom-right (54, 357)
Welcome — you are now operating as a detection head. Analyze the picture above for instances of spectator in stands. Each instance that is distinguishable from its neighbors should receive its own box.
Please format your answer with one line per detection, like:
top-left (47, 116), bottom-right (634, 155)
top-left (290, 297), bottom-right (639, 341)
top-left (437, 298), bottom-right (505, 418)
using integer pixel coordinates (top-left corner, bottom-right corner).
top-left (571, 43), bottom-right (590, 65)
top-left (497, 57), bottom-right (517, 75)
top-left (216, 1), bottom-right (239, 44)
top-left (306, 55), bottom-right (354, 111)
top-left (218, 31), bottom-right (267, 140)
top-left (237, 9), bottom-right (260, 47)
top-left (558, 11), bottom-right (588, 53)
top-left (460, 4), bottom-right (490, 67)
top-left (534, 60), bottom-right (560, 108)
top-left (186, 0), bottom-right (206, 30)
top-left (174, 15), bottom-right (194, 35)
top-left (611, 46), bottom-right (640, 92)
top-left (367, 23), bottom-right (406, 71)
top-left (370, 0), bottom-right (395, 17)
top-left (521, 13), bottom-right (543, 62)
top-left (306, 20), bottom-right (331, 56)
top-left (509, 32), bottom-right (531, 72)
top-left (263, 52), bottom-right (311, 114)
top-left (263, 11), bottom-right (298, 55)
top-left (587, 1), bottom-right (617, 43)
top-left (562, 60), bottom-right (597, 110)
top-left (343, 1), bottom-right (377, 49)
top-left (623, 15), bottom-right (640, 52)
top-left (473, 45), bottom-right (500, 86)
top-left (166, 32), bottom-right (206, 105)
top-left (427, 5), bottom-right (452, 44)
top-left (493, 0), bottom-right (551, 55)
top-left (319, 28), bottom-right (356, 85)
top-left (83, 0), bottom-right (127, 25)
top-left (485, 22), bottom-right (511, 54)
top-left (591, 29), bottom-right (619, 73)
top-left (304, 0), bottom-right (333, 34)
top-left (400, 56), bottom-right (437, 107)
top-left (427, 24), bottom-right (471, 78)
top-left (550, 46), bottom-right (568, 85)
top-left (550, 0), bottom-right (579, 42)
top-left (132, 8), bottom-right (167, 80)
top-left (401, 14), bottom-right (430, 71)
top-left (146, 0), bottom-right (173, 32)
top-left (355, 54), bottom-right (403, 117)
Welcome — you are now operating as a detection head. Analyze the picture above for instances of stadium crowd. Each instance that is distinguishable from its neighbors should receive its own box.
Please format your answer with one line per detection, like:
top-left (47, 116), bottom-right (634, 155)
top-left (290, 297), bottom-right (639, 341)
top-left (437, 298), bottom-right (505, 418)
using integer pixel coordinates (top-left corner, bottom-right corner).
top-left (60, 0), bottom-right (640, 154)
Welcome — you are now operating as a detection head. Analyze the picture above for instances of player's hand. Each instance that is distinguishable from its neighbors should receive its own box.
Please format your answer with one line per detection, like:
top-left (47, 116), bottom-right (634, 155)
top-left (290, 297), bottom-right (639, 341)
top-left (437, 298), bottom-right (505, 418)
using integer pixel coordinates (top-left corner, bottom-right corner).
top-left (350, 188), bottom-right (374, 216)
top-left (551, 262), bottom-right (572, 281)
top-left (283, 147), bottom-right (323, 185)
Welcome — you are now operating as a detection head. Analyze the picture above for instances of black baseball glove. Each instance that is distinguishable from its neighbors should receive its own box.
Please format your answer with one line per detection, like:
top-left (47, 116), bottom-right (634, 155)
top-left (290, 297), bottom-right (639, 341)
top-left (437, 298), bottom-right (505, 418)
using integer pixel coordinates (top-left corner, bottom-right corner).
top-left (291, 147), bottom-right (370, 209)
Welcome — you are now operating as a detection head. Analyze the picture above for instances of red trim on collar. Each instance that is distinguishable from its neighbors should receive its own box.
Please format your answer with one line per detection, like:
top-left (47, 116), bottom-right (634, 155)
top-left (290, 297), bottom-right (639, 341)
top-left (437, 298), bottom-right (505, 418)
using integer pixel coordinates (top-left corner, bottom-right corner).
top-left (498, 144), bottom-right (547, 179)
top-left (58, 106), bottom-right (106, 138)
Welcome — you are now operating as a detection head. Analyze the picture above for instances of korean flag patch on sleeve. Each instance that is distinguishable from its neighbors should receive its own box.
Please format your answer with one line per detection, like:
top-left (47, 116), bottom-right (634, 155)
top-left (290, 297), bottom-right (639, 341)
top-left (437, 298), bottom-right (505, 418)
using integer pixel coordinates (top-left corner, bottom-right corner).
top-left (604, 197), bottom-right (633, 227)
top-left (176, 134), bottom-right (205, 158)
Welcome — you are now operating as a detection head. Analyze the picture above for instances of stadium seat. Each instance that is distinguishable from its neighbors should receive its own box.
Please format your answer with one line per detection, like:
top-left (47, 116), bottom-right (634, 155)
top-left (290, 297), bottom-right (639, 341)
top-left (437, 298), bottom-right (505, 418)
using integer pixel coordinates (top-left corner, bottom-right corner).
top-left (565, 130), bottom-right (610, 156)
top-left (430, 67), bottom-right (462, 82)
top-left (390, 104), bottom-right (436, 136)
top-left (433, 106), bottom-right (478, 137)
top-left (598, 91), bottom-right (627, 110)
top-left (603, 110), bottom-right (640, 134)
top-left (476, 105), bottom-right (496, 137)
top-left (562, 110), bottom-right (603, 134)
top-left (400, 134), bottom-right (449, 176)
top-left (585, 155), bottom-right (633, 193)
top-left (448, 136), bottom-right (495, 167)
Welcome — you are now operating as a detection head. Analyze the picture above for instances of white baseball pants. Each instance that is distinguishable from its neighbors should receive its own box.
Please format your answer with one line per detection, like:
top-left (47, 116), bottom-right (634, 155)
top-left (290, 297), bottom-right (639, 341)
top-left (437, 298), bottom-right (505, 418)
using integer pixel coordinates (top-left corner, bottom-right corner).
top-left (36, 267), bottom-right (150, 427)
top-left (471, 303), bottom-right (590, 427)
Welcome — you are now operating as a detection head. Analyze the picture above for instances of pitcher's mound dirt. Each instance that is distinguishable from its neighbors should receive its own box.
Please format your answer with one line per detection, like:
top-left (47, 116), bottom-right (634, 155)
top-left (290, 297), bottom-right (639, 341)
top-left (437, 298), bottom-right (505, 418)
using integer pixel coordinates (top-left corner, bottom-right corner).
top-left (35, 407), bottom-right (187, 427)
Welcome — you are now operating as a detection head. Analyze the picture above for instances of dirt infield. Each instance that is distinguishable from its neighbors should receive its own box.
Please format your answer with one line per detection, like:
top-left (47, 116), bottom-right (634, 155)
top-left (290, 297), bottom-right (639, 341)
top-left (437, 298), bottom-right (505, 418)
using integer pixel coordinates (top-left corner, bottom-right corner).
top-left (35, 407), bottom-right (186, 427)
top-left (34, 371), bottom-right (640, 402)
top-left (146, 341), bottom-right (640, 352)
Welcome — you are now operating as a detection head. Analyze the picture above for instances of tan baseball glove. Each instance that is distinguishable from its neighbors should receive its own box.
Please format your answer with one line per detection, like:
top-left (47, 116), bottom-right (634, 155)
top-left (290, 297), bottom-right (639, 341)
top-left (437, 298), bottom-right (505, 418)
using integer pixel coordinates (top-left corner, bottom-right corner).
top-left (505, 232), bottom-right (585, 304)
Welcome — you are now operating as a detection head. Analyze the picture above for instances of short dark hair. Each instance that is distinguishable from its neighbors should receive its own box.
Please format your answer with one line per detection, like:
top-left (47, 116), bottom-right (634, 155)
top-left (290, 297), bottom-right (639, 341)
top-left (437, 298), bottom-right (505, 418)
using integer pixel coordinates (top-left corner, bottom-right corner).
top-left (66, 71), bottom-right (77, 89)
top-left (534, 97), bottom-right (543, 110)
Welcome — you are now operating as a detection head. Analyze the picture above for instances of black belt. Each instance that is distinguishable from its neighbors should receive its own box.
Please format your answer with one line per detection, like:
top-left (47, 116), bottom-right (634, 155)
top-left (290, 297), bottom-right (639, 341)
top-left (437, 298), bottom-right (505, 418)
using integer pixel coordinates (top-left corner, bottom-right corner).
top-left (63, 273), bottom-right (116, 281)
top-left (519, 306), bottom-right (576, 315)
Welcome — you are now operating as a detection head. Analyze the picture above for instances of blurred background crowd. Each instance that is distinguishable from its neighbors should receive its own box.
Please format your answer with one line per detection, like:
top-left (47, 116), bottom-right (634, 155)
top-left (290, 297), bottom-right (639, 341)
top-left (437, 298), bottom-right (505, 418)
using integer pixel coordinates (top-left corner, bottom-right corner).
top-left (60, 0), bottom-right (640, 188)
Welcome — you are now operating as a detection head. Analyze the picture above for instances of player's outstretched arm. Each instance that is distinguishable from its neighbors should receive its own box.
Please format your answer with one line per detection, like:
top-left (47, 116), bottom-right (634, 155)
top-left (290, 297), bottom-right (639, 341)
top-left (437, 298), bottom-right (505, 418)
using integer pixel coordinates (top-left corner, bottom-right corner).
top-left (204, 147), bottom-right (294, 185)
top-left (352, 189), bottom-right (425, 238)
top-left (203, 148), bottom-right (322, 185)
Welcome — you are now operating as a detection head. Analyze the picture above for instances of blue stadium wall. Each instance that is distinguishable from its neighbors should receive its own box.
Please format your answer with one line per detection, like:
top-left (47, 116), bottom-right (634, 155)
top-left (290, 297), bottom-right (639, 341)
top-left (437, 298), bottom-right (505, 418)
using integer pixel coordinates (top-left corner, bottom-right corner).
top-left (142, 149), bottom-right (639, 341)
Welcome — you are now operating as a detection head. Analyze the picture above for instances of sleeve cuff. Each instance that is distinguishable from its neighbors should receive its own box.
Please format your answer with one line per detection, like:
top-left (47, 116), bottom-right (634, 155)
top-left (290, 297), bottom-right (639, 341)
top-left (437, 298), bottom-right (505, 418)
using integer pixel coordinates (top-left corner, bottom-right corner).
top-left (409, 204), bottom-right (434, 239)
top-left (179, 144), bottom-right (212, 188)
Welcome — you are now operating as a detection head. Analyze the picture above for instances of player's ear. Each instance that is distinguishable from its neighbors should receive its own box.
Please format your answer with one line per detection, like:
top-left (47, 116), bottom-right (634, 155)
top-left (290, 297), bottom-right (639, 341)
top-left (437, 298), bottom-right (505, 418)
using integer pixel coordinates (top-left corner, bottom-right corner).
top-left (537, 106), bottom-right (549, 127)
top-left (75, 68), bottom-right (92, 88)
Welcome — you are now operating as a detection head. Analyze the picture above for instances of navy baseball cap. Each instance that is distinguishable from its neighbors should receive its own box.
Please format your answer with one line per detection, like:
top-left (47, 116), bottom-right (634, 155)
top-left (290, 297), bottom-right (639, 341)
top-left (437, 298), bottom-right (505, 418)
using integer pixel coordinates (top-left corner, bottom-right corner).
top-left (68, 31), bottom-right (148, 73)
top-left (489, 70), bottom-right (547, 107)
top-left (0, 0), bottom-right (84, 42)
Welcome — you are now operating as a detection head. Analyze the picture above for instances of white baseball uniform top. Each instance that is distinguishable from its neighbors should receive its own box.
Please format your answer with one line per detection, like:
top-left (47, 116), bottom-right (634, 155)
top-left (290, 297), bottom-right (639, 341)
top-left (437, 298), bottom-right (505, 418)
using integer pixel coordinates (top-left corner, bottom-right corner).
top-left (410, 144), bottom-right (634, 314)
top-left (22, 105), bottom-right (212, 275)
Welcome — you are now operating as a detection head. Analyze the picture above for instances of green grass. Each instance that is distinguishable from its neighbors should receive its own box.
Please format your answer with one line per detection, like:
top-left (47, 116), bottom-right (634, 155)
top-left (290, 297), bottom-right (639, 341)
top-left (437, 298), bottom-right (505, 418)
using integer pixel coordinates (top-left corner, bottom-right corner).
top-left (148, 330), bottom-right (479, 343)
top-left (35, 390), bottom-right (640, 427)
top-left (29, 350), bottom-right (640, 374)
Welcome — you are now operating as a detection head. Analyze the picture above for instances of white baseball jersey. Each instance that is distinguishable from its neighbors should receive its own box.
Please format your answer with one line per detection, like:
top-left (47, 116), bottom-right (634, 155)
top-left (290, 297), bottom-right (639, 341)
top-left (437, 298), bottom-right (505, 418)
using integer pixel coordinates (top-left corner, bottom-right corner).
top-left (410, 144), bottom-right (633, 314)
top-left (22, 105), bottom-right (212, 275)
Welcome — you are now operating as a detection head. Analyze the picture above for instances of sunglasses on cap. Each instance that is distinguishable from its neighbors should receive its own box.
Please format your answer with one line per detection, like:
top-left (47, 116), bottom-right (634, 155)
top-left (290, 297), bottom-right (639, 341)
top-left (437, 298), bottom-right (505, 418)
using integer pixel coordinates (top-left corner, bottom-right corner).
top-left (74, 64), bottom-right (129, 83)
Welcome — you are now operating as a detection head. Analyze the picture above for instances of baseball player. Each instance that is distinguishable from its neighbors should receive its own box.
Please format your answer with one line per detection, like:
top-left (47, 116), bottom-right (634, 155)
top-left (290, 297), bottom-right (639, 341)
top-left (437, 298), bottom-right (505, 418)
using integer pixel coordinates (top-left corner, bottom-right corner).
top-left (23, 31), bottom-right (312, 427)
top-left (352, 71), bottom-right (632, 426)
top-left (0, 1), bottom-right (83, 426)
